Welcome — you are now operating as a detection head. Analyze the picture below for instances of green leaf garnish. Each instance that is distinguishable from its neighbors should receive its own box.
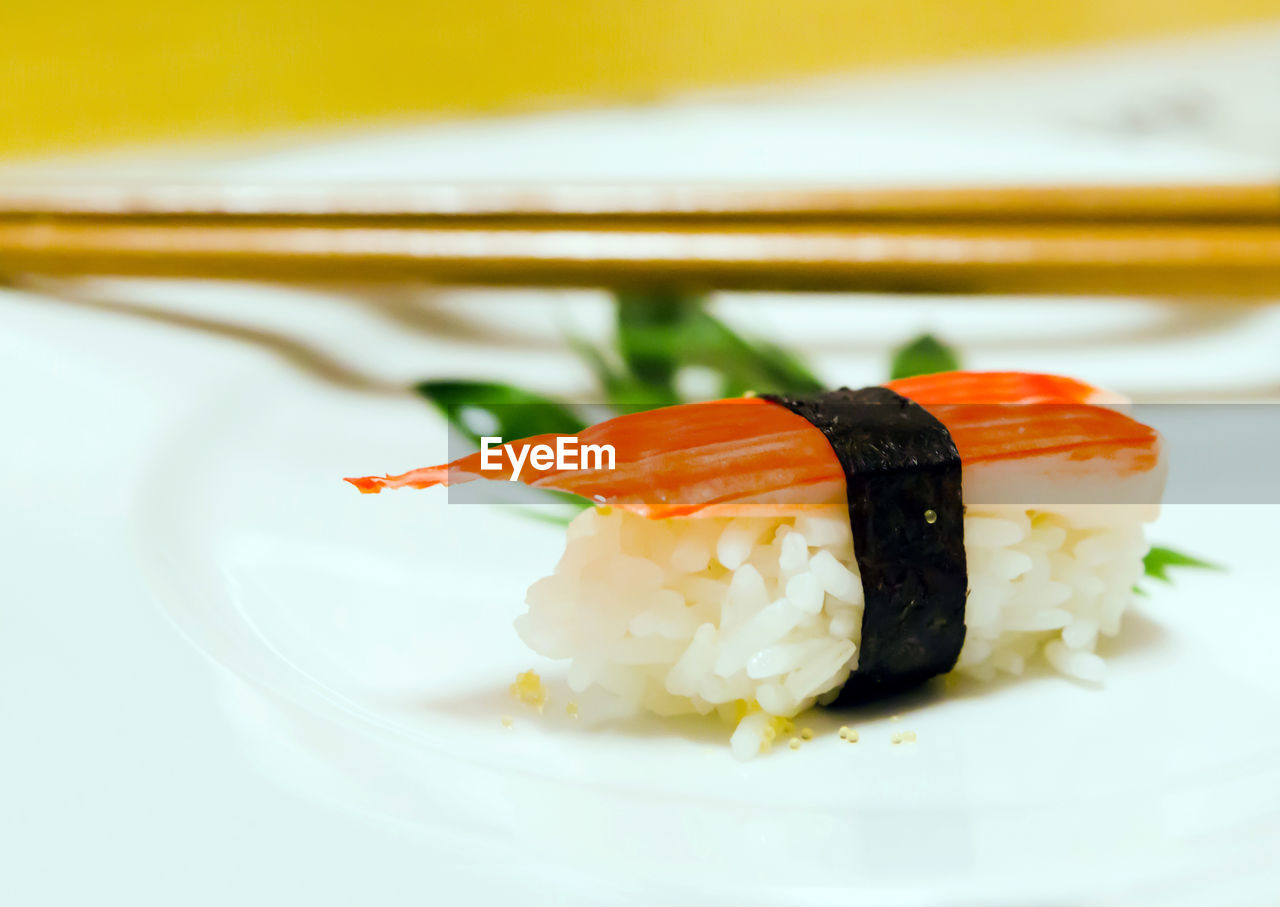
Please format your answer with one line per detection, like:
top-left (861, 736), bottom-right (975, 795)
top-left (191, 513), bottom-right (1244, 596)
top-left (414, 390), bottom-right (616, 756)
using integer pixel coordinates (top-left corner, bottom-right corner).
top-left (613, 290), bottom-right (823, 400)
top-left (742, 338), bottom-right (825, 396)
top-left (414, 380), bottom-right (587, 446)
top-left (566, 331), bottom-right (678, 411)
top-left (615, 290), bottom-right (691, 394)
top-left (1142, 545), bottom-right (1222, 584)
top-left (889, 333), bottom-right (962, 380)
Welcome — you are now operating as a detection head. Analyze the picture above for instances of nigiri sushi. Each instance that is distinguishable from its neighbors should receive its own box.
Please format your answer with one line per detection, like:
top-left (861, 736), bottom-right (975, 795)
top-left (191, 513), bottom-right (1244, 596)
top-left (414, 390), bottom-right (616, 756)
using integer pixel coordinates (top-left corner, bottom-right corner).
top-left (348, 371), bottom-right (1166, 758)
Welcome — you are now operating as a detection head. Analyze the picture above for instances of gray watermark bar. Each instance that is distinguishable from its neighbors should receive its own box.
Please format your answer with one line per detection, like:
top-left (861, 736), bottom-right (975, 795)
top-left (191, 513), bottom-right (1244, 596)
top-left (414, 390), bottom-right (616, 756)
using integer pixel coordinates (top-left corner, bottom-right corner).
top-left (435, 402), bottom-right (1280, 507)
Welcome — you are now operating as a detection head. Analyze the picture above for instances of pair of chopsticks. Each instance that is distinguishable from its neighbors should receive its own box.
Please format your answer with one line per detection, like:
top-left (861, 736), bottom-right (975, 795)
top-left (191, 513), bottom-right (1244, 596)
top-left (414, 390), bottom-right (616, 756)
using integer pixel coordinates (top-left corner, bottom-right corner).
top-left (2, 182), bottom-right (1279, 295)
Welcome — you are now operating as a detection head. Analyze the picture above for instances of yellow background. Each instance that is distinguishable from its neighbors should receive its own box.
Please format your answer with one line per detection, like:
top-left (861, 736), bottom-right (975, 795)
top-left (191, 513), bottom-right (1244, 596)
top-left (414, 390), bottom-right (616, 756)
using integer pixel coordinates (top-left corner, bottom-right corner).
top-left (4, 0), bottom-right (1280, 158)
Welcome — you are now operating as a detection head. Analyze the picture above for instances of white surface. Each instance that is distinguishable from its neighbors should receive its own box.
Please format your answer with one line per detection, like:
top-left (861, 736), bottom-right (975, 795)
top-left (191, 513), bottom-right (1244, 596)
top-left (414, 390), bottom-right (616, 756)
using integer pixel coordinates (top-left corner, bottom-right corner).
top-left (5, 27), bottom-right (1280, 907)
top-left (5, 278), bottom-right (1280, 905)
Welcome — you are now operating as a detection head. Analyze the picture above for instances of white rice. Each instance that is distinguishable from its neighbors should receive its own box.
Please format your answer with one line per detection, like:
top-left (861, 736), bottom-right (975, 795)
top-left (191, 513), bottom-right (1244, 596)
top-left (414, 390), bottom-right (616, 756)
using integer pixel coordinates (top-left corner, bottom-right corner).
top-left (515, 503), bottom-right (1150, 759)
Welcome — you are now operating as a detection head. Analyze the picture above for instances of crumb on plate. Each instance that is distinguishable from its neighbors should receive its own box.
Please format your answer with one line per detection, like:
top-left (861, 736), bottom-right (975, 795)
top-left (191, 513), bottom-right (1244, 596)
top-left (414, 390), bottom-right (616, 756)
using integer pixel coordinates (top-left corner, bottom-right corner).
top-left (510, 669), bottom-right (548, 712)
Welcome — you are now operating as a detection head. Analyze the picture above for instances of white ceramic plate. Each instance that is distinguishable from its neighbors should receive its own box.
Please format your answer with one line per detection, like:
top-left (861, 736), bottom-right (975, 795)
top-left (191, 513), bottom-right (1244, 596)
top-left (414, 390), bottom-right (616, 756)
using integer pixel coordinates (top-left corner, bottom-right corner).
top-left (133, 368), bottom-right (1280, 905)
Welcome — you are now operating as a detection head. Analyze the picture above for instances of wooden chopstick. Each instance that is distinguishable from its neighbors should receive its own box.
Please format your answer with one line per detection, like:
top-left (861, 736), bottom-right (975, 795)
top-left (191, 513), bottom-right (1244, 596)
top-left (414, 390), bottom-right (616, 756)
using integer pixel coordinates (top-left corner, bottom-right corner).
top-left (6, 218), bottom-right (1280, 295)
top-left (2, 182), bottom-right (1278, 221)
top-left (2, 183), bottom-right (1280, 294)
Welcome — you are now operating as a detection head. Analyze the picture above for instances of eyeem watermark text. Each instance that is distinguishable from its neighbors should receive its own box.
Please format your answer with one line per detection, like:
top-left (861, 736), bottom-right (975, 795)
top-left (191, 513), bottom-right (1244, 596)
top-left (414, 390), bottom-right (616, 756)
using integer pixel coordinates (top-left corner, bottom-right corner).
top-left (479, 436), bottom-right (616, 481)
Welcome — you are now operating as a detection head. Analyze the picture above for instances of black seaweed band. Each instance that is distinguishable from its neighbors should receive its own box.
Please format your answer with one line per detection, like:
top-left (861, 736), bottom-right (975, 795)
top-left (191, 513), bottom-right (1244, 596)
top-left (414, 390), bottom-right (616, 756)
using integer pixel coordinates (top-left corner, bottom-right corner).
top-left (761, 387), bottom-right (968, 702)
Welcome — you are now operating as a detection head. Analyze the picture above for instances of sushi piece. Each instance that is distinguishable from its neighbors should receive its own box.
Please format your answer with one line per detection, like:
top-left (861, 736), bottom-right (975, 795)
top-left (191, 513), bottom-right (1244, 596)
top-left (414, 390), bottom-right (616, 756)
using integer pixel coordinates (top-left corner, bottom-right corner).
top-left (348, 371), bottom-right (1165, 757)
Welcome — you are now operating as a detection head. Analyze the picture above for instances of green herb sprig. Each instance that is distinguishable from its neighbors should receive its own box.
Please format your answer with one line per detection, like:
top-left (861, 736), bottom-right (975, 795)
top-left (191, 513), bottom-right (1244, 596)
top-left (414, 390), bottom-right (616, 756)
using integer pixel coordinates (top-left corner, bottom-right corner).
top-left (889, 333), bottom-right (962, 380)
top-left (417, 291), bottom-right (822, 441)
top-left (1135, 545), bottom-right (1222, 594)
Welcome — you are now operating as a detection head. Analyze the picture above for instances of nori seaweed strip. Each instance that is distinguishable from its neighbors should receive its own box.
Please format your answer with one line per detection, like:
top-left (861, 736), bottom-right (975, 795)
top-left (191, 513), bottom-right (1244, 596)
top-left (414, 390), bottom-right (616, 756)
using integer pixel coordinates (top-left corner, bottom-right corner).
top-left (761, 387), bottom-right (967, 702)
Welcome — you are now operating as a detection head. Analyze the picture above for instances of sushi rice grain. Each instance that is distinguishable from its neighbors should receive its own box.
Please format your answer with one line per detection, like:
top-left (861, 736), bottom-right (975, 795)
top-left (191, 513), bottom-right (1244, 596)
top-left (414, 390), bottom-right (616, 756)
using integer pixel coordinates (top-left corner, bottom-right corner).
top-left (515, 503), bottom-right (1149, 758)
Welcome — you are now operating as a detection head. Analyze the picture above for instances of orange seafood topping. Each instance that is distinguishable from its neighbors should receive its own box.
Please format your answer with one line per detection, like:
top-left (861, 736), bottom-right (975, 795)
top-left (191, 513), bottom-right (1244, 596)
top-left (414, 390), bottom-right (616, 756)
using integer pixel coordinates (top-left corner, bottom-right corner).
top-left (346, 371), bottom-right (1160, 517)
